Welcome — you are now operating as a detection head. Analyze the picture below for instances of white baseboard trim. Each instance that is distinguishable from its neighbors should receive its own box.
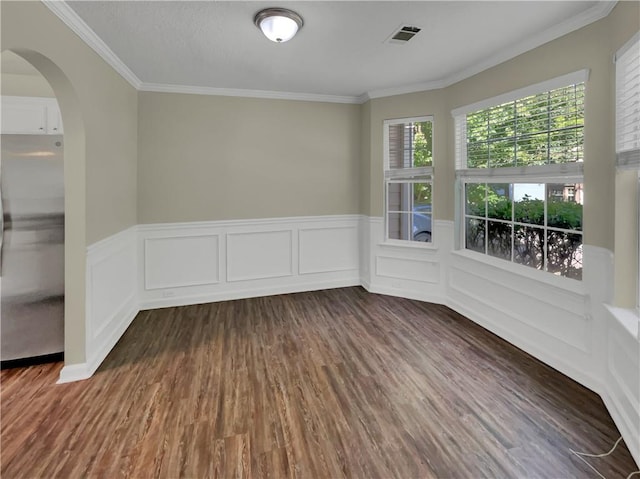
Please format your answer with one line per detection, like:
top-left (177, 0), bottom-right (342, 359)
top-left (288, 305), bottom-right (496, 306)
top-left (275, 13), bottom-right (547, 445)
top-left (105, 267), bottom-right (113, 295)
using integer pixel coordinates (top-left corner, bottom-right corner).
top-left (57, 363), bottom-right (91, 384)
top-left (600, 390), bottom-right (640, 468)
top-left (139, 277), bottom-right (360, 310)
top-left (364, 282), bottom-right (445, 306)
top-left (58, 299), bottom-right (138, 384)
top-left (446, 296), bottom-right (601, 394)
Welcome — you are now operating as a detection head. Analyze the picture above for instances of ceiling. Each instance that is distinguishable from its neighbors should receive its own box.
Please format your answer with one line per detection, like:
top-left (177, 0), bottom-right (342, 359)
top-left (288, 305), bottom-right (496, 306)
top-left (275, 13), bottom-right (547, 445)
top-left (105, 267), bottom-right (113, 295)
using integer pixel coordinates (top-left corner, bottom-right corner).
top-left (53, 1), bottom-right (612, 101)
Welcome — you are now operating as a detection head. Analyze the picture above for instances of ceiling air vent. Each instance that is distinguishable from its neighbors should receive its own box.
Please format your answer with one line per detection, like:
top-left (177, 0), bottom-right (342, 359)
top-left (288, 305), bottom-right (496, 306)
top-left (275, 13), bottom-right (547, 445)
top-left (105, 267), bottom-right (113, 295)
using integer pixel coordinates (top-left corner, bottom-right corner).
top-left (387, 25), bottom-right (421, 44)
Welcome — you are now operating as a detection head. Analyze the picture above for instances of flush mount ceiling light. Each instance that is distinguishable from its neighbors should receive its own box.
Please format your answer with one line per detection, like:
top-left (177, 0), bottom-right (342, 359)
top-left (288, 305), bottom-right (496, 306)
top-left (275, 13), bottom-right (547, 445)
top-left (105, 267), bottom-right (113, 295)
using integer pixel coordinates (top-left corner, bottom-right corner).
top-left (254, 8), bottom-right (303, 43)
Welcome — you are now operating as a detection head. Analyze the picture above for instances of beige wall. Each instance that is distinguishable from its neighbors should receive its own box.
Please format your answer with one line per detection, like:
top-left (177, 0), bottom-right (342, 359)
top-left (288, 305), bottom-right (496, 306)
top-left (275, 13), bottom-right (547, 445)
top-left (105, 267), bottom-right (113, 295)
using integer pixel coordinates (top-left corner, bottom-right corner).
top-left (2, 1), bottom-right (138, 244)
top-left (367, 91), bottom-right (449, 220)
top-left (138, 92), bottom-right (360, 223)
top-left (359, 101), bottom-right (371, 217)
top-left (362, 1), bottom-right (639, 254)
top-left (1, 72), bottom-right (55, 97)
top-left (1, 1), bottom-right (138, 364)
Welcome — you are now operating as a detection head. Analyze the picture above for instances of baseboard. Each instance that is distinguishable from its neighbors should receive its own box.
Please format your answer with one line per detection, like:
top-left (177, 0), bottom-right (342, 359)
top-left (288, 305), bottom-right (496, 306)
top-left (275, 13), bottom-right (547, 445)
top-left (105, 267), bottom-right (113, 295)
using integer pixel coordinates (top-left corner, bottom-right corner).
top-left (365, 281), bottom-right (445, 305)
top-left (57, 362), bottom-right (91, 384)
top-left (446, 296), bottom-right (601, 394)
top-left (58, 290), bottom-right (139, 384)
top-left (139, 277), bottom-right (361, 310)
top-left (600, 390), bottom-right (640, 468)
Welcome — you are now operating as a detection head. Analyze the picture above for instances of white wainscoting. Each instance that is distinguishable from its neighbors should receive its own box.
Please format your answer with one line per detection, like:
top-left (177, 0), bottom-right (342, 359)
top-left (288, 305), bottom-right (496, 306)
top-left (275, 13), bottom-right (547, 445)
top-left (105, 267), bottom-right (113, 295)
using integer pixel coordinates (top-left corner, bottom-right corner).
top-left (602, 306), bottom-right (640, 466)
top-left (54, 215), bottom-right (639, 465)
top-left (58, 226), bottom-right (138, 383)
top-left (446, 248), bottom-right (596, 390)
top-left (361, 217), bottom-right (451, 304)
top-left (137, 215), bottom-right (361, 310)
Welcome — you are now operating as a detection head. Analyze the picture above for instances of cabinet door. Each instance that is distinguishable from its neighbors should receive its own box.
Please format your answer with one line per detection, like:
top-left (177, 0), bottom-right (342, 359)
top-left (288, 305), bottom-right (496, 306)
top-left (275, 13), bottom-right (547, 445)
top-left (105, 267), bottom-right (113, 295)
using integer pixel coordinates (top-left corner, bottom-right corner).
top-left (1, 102), bottom-right (47, 134)
top-left (46, 105), bottom-right (63, 134)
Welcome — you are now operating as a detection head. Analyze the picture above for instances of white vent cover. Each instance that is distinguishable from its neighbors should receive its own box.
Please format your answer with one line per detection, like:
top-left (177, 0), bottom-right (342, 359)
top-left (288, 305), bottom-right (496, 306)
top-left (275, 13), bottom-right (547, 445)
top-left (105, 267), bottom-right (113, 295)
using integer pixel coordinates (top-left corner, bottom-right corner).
top-left (386, 25), bottom-right (422, 44)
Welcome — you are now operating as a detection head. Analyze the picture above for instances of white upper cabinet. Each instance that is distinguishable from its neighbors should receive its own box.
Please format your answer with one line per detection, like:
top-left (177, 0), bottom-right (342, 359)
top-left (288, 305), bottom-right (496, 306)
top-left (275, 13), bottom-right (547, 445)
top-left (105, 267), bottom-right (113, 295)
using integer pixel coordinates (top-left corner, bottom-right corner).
top-left (1, 96), bottom-right (63, 135)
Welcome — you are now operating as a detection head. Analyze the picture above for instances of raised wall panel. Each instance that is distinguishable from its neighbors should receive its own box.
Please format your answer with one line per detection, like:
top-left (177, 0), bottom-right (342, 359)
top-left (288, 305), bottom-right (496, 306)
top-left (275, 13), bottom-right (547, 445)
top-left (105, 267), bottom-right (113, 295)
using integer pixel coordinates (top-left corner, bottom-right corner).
top-left (144, 235), bottom-right (219, 290)
top-left (90, 243), bottom-right (136, 339)
top-left (299, 226), bottom-right (358, 274)
top-left (226, 230), bottom-right (293, 282)
top-left (376, 255), bottom-right (439, 283)
top-left (449, 264), bottom-right (588, 352)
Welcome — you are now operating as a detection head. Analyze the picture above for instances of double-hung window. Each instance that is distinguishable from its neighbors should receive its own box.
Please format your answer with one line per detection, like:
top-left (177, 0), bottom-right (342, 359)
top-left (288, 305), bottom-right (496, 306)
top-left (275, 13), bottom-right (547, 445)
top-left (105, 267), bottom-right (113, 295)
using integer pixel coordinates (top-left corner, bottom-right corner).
top-left (453, 70), bottom-right (588, 280)
top-left (384, 116), bottom-right (433, 244)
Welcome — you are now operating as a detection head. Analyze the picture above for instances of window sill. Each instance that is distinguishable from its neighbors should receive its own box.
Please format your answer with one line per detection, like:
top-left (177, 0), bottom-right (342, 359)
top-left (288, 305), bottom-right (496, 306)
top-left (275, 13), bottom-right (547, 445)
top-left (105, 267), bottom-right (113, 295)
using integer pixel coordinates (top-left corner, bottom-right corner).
top-left (450, 249), bottom-right (586, 296)
top-left (378, 240), bottom-right (439, 251)
top-left (604, 305), bottom-right (640, 340)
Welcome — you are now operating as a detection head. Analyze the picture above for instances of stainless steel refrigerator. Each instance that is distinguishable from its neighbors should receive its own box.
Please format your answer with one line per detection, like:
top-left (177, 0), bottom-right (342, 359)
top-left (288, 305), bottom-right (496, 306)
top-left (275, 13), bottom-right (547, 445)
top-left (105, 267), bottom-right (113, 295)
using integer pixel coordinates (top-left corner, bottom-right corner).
top-left (1, 134), bottom-right (64, 366)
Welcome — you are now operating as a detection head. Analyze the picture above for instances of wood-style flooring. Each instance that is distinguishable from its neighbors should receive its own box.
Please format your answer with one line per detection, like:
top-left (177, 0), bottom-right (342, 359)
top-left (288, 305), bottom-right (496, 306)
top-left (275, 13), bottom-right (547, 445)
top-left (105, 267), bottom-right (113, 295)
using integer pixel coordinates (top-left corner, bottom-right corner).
top-left (1, 287), bottom-right (637, 478)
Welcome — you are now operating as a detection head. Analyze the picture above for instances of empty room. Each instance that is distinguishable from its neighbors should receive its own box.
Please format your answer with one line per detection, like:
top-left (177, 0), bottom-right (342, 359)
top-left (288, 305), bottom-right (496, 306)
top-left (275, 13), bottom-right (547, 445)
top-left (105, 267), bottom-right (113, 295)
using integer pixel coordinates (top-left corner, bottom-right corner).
top-left (1, 1), bottom-right (639, 477)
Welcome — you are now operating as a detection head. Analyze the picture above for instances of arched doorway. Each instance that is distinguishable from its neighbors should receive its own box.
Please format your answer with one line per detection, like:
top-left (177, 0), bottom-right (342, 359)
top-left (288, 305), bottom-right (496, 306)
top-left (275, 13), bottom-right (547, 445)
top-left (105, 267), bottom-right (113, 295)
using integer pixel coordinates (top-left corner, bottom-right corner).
top-left (1, 48), bottom-right (87, 376)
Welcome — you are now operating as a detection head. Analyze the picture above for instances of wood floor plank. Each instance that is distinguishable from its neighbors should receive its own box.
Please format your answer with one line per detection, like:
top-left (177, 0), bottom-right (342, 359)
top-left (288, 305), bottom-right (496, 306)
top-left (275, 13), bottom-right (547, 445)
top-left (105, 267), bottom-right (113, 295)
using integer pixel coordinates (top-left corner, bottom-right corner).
top-left (1, 287), bottom-right (636, 478)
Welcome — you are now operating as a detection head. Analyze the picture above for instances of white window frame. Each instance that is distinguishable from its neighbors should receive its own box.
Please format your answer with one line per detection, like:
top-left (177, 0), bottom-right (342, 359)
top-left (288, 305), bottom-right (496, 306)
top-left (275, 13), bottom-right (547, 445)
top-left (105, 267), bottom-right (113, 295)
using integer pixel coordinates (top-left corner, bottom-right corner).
top-left (615, 31), bottom-right (640, 313)
top-left (453, 71), bottom-right (589, 279)
top-left (383, 115), bottom-right (434, 246)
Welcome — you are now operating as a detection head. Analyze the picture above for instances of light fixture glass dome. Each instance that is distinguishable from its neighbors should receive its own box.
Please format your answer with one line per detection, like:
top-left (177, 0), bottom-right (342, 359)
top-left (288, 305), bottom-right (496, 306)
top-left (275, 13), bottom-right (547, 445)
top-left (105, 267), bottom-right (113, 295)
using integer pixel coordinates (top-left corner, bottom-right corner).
top-left (254, 8), bottom-right (303, 43)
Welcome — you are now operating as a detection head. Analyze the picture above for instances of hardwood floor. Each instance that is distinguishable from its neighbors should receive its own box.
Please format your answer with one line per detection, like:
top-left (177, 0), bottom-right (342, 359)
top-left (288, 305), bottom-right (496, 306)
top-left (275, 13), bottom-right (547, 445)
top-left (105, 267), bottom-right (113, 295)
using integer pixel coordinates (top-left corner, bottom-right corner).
top-left (1, 287), bottom-right (637, 478)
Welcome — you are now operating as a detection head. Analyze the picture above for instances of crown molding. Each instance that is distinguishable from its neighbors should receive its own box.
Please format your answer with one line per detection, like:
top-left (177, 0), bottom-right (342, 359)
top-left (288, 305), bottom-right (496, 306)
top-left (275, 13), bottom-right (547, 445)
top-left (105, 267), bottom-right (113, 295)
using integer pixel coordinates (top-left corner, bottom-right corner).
top-left (139, 83), bottom-right (362, 104)
top-left (366, 79), bottom-right (448, 100)
top-left (440, 0), bottom-right (617, 89)
top-left (363, 0), bottom-right (618, 100)
top-left (41, 0), bottom-right (142, 89)
top-left (42, 0), bottom-right (616, 104)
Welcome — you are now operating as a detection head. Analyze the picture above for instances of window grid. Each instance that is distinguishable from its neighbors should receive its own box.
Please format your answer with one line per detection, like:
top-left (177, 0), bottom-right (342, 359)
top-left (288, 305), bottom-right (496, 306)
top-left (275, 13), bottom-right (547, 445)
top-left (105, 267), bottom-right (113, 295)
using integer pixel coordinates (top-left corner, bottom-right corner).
top-left (465, 84), bottom-right (585, 170)
top-left (463, 182), bottom-right (583, 279)
top-left (384, 117), bottom-right (433, 244)
top-left (455, 79), bottom-right (586, 280)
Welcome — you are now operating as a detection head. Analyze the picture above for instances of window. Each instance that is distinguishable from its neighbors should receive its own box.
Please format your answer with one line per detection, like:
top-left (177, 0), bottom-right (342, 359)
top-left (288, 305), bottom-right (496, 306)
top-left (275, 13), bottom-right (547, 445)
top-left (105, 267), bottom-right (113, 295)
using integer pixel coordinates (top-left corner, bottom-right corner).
top-left (615, 31), bottom-right (640, 169)
top-left (384, 116), bottom-right (433, 243)
top-left (453, 70), bottom-right (588, 279)
top-left (615, 31), bottom-right (640, 310)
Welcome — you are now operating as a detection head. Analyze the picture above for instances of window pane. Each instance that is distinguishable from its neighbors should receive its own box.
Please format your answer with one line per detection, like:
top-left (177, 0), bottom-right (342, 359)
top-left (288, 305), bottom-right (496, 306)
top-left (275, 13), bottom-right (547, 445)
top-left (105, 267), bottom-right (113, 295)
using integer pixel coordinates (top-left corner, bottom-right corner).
top-left (464, 82), bottom-right (584, 170)
top-left (516, 132), bottom-right (549, 166)
top-left (488, 102), bottom-right (516, 140)
top-left (547, 230), bottom-right (583, 280)
top-left (547, 183), bottom-right (583, 231)
top-left (388, 212), bottom-right (411, 241)
top-left (487, 183), bottom-right (512, 220)
top-left (514, 184), bottom-right (545, 225)
top-left (514, 225), bottom-right (544, 270)
top-left (388, 211), bottom-right (432, 242)
top-left (489, 139), bottom-right (515, 168)
top-left (413, 212), bottom-right (432, 242)
top-left (413, 121), bottom-right (433, 167)
top-left (465, 217), bottom-right (485, 253)
top-left (468, 141), bottom-right (489, 168)
top-left (465, 183), bottom-right (486, 216)
top-left (516, 92), bottom-right (549, 133)
top-left (413, 182), bottom-right (432, 208)
top-left (488, 221), bottom-right (512, 260)
top-left (467, 110), bottom-right (488, 143)
top-left (387, 182), bottom-right (408, 212)
top-left (388, 121), bottom-right (433, 169)
top-left (549, 128), bottom-right (581, 164)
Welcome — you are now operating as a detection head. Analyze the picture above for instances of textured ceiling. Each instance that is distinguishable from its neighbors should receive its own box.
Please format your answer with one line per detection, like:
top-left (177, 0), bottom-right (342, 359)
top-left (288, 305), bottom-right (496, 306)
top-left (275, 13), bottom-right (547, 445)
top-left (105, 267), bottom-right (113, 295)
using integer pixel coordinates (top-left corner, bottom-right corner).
top-left (65, 1), bottom-right (603, 98)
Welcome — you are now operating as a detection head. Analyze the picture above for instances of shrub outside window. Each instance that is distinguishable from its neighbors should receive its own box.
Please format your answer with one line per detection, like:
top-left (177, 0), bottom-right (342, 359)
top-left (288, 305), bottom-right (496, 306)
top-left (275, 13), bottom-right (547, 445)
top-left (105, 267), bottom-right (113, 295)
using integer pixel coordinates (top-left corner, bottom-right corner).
top-left (453, 70), bottom-right (588, 279)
